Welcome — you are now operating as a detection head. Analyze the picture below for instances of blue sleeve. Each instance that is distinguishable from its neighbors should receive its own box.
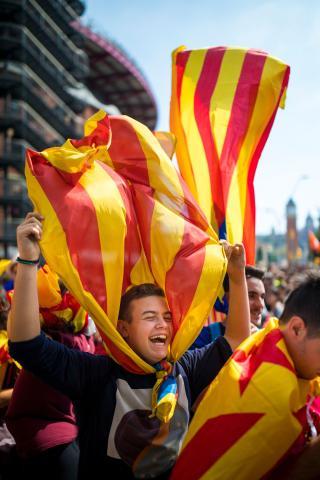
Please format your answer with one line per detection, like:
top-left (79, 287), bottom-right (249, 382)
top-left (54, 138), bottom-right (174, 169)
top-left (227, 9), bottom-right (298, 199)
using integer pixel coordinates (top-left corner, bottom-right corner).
top-left (179, 336), bottom-right (232, 404)
top-left (9, 332), bottom-right (110, 400)
top-left (189, 326), bottom-right (212, 350)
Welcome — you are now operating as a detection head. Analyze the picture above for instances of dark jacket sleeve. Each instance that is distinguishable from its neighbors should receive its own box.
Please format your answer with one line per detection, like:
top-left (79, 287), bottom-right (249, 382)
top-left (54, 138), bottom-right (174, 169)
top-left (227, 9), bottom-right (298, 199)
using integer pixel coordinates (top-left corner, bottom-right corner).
top-left (9, 332), bottom-right (110, 400)
top-left (179, 336), bottom-right (232, 404)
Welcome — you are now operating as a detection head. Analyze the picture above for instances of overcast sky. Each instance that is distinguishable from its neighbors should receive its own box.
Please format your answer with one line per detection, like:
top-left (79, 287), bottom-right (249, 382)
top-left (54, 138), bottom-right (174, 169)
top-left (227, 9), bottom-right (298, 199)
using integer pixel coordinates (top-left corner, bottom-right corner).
top-left (84, 0), bottom-right (320, 235)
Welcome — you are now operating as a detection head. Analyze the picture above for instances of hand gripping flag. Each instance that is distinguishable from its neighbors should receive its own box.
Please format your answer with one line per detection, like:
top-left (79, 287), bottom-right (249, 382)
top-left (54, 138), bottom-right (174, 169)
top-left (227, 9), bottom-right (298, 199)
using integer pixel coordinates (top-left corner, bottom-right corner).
top-left (25, 110), bottom-right (227, 422)
top-left (171, 318), bottom-right (320, 480)
top-left (170, 46), bottom-right (290, 264)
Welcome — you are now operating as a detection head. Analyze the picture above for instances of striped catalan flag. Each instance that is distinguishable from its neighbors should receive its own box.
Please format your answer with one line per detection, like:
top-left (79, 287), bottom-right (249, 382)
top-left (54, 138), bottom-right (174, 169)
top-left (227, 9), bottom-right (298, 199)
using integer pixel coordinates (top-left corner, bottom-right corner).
top-left (37, 264), bottom-right (88, 333)
top-left (171, 319), bottom-right (320, 480)
top-left (0, 330), bottom-right (10, 366)
top-left (170, 46), bottom-right (290, 264)
top-left (25, 110), bottom-right (227, 376)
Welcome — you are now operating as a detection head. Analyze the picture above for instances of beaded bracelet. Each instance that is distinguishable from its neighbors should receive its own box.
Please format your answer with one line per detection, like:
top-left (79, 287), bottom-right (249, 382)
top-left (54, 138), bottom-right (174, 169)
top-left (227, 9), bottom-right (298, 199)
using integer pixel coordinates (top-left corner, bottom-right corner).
top-left (16, 256), bottom-right (40, 266)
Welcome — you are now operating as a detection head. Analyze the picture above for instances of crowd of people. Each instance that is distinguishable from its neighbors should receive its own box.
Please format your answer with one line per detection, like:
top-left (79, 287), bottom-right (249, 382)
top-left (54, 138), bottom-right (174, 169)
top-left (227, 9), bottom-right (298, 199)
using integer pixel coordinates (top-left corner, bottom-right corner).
top-left (0, 213), bottom-right (319, 479)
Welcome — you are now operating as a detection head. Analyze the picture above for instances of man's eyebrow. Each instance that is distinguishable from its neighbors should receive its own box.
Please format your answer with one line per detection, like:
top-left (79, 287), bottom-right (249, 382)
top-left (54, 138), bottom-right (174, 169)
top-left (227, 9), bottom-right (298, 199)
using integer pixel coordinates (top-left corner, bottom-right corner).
top-left (142, 310), bottom-right (172, 316)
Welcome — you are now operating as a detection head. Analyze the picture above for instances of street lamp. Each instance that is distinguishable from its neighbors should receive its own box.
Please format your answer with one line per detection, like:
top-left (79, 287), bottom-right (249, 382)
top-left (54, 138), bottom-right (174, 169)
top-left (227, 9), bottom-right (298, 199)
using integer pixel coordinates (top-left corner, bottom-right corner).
top-left (289, 175), bottom-right (309, 199)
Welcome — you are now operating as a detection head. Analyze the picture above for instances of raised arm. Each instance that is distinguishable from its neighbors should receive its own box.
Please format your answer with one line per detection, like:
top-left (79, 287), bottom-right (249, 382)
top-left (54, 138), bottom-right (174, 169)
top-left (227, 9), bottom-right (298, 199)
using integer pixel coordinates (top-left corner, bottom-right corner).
top-left (223, 243), bottom-right (250, 351)
top-left (7, 212), bottom-right (43, 341)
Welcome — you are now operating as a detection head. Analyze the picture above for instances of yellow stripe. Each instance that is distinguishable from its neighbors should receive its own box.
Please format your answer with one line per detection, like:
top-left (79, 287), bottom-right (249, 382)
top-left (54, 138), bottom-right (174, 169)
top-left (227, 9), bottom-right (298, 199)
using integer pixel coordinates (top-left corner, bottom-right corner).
top-left (225, 56), bottom-right (288, 243)
top-left (41, 110), bottom-right (110, 173)
top-left (84, 109), bottom-right (108, 137)
top-left (210, 48), bottom-right (246, 158)
top-left (151, 201), bottom-right (185, 290)
top-left (170, 47), bottom-right (198, 199)
top-left (124, 116), bottom-right (225, 359)
top-left (25, 162), bottom-right (154, 374)
top-left (71, 307), bottom-right (87, 333)
top-left (129, 250), bottom-right (154, 287)
top-left (182, 322), bottom-right (306, 478)
top-left (179, 50), bottom-right (212, 222)
top-left (199, 365), bottom-right (302, 479)
top-left (0, 259), bottom-right (12, 276)
top-left (42, 141), bottom-right (94, 173)
top-left (171, 242), bottom-right (227, 360)
top-left (128, 117), bottom-right (186, 288)
top-left (79, 162), bottom-right (126, 325)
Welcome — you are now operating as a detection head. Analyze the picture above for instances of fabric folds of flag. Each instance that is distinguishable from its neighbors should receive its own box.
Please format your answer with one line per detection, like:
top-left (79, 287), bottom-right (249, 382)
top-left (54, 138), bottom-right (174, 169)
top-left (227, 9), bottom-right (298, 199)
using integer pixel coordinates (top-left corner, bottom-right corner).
top-left (170, 46), bottom-right (290, 264)
top-left (171, 318), bottom-right (320, 480)
top-left (0, 330), bottom-right (10, 366)
top-left (309, 231), bottom-right (320, 255)
top-left (25, 110), bottom-right (227, 385)
top-left (37, 264), bottom-right (88, 333)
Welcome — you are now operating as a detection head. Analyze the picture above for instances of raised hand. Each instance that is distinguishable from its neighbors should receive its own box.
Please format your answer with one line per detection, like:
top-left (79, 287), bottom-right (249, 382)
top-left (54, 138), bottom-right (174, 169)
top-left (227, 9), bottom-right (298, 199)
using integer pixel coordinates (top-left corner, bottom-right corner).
top-left (16, 212), bottom-right (44, 261)
top-left (221, 241), bottom-right (246, 285)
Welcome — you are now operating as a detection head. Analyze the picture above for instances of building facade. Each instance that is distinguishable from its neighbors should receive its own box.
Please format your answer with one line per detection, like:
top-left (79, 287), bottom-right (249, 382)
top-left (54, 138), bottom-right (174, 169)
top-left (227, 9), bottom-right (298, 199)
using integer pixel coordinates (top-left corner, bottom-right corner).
top-left (0, 0), bottom-right (157, 256)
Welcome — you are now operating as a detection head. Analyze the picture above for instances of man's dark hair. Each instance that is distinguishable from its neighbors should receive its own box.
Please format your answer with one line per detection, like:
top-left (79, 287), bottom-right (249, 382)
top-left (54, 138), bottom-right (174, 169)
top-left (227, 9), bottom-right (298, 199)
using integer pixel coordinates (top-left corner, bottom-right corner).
top-left (279, 275), bottom-right (320, 336)
top-left (119, 283), bottom-right (165, 322)
top-left (245, 265), bottom-right (265, 281)
top-left (223, 265), bottom-right (265, 292)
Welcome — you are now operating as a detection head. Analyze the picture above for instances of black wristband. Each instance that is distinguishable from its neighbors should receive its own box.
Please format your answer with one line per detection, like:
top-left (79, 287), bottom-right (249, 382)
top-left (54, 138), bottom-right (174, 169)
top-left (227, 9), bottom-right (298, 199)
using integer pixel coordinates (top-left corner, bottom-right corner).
top-left (16, 256), bottom-right (40, 265)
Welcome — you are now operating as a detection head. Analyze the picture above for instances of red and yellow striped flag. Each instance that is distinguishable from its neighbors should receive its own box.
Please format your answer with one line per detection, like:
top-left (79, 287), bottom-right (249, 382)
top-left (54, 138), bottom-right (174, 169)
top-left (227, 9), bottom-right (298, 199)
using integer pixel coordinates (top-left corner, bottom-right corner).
top-left (25, 110), bottom-right (227, 375)
top-left (37, 264), bottom-right (88, 333)
top-left (170, 46), bottom-right (290, 264)
top-left (171, 319), bottom-right (320, 480)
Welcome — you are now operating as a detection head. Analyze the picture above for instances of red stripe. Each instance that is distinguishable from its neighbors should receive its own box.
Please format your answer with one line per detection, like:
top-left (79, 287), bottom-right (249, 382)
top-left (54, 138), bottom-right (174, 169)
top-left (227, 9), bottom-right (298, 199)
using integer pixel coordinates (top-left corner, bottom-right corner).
top-left (99, 328), bottom-right (145, 374)
top-left (97, 161), bottom-right (142, 294)
top-left (242, 186), bottom-right (256, 265)
top-left (174, 50), bottom-right (199, 190)
top-left (242, 66), bottom-right (290, 262)
top-left (194, 47), bottom-right (226, 227)
top-left (219, 51), bottom-right (267, 209)
top-left (108, 117), bottom-right (150, 184)
top-left (108, 117), bottom-right (154, 266)
top-left (27, 150), bottom-right (108, 312)
top-left (176, 51), bottom-right (191, 110)
top-left (179, 174), bottom-right (211, 233)
top-left (171, 413), bottom-right (264, 480)
top-left (165, 222), bottom-right (208, 334)
top-left (71, 114), bottom-right (111, 149)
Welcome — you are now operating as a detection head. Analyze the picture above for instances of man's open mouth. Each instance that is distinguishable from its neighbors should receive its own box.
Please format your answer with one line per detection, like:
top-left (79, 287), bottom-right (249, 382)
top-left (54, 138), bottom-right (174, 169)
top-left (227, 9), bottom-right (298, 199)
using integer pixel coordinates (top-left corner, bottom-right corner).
top-left (149, 335), bottom-right (167, 344)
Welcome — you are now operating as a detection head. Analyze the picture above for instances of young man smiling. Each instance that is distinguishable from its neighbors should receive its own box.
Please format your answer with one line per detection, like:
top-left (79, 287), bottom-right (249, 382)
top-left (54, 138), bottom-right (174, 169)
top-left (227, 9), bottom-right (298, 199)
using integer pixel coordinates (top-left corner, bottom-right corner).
top-left (8, 213), bottom-right (250, 479)
top-left (117, 285), bottom-right (173, 365)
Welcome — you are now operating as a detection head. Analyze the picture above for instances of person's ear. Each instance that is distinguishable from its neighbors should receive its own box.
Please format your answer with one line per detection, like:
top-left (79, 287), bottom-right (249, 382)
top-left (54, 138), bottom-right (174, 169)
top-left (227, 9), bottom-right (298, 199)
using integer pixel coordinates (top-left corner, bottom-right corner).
top-left (117, 319), bottom-right (129, 338)
top-left (288, 315), bottom-right (307, 339)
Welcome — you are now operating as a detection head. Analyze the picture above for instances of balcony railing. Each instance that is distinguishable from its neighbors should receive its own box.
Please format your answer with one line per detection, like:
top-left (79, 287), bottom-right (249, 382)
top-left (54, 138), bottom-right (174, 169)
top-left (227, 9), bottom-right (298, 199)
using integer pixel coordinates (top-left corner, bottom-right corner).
top-left (34, 0), bottom-right (86, 31)
top-left (0, 218), bottom-right (27, 243)
top-left (0, 23), bottom-right (80, 98)
top-left (0, 61), bottom-right (83, 138)
top-left (0, 98), bottom-right (64, 149)
top-left (0, 139), bottom-right (27, 168)
top-left (0, 178), bottom-right (28, 202)
top-left (24, 0), bottom-right (89, 79)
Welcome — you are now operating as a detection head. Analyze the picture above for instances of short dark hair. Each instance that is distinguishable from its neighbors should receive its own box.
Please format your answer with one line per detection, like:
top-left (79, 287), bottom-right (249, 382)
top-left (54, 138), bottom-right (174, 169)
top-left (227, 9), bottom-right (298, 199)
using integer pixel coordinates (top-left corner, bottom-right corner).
top-left (279, 275), bottom-right (320, 336)
top-left (245, 265), bottom-right (265, 281)
top-left (119, 283), bottom-right (165, 322)
top-left (223, 265), bottom-right (265, 292)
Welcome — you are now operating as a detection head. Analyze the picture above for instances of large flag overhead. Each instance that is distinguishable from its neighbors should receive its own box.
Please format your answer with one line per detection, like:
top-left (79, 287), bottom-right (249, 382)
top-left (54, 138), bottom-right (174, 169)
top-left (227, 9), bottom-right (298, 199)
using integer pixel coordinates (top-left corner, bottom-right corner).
top-left (170, 46), bottom-right (290, 264)
top-left (25, 110), bottom-right (227, 377)
top-left (171, 319), bottom-right (320, 480)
